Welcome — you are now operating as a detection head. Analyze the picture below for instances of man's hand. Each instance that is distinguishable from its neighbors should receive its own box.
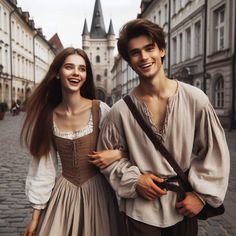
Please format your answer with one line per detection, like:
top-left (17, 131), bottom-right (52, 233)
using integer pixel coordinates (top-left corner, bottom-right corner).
top-left (176, 192), bottom-right (204, 217)
top-left (136, 173), bottom-right (167, 200)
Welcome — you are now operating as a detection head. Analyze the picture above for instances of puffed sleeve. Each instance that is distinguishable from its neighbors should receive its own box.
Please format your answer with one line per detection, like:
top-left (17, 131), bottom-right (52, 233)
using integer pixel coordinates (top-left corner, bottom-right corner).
top-left (25, 146), bottom-right (58, 209)
top-left (188, 102), bottom-right (230, 207)
top-left (99, 101), bottom-right (110, 129)
top-left (97, 116), bottom-right (141, 199)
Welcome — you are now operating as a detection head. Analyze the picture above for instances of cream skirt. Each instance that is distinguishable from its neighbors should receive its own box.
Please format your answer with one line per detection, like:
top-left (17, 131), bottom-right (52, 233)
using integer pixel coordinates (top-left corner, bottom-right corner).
top-left (35, 174), bottom-right (122, 236)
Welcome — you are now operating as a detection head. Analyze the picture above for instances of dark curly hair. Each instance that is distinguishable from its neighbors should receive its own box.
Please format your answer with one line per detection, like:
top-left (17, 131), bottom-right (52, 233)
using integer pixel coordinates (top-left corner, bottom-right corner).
top-left (117, 18), bottom-right (166, 63)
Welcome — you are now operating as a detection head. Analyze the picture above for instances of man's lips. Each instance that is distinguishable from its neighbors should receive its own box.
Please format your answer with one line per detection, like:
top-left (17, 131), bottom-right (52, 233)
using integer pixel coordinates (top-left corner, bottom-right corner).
top-left (139, 62), bottom-right (154, 69)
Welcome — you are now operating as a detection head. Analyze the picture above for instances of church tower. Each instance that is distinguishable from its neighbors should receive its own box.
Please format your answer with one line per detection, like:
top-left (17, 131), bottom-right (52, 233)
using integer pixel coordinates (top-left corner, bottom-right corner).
top-left (82, 0), bottom-right (115, 105)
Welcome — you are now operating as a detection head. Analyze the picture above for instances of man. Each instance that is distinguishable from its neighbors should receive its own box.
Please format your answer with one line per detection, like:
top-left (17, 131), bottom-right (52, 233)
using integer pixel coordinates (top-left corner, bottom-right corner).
top-left (98, 19), bottom-right (229, 236)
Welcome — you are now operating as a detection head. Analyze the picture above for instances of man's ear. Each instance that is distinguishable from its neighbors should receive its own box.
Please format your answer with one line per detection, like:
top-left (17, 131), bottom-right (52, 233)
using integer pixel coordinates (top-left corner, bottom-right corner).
top-left (128, 61), bottom-right (134, 70)
top-left (160, 49), bottom-right (166, 58)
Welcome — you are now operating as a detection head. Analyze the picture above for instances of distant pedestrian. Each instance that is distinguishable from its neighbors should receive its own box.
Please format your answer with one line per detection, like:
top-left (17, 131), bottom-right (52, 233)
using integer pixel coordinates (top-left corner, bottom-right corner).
top-left (10, 101), bottom-right (17, 116)
top-left (21, 47), bottom-right (124, 236)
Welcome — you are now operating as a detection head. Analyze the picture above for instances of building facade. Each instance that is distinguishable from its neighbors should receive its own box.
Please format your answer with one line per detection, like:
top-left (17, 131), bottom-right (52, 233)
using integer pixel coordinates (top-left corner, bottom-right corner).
top-left (111, 0), bottom-right (236, 128)
top-left (111, 55), bottom-right (138, 104)
top-left (82, 0), bottom-right (116, 105)
top-left (0, 0), bottom-right (62, 108)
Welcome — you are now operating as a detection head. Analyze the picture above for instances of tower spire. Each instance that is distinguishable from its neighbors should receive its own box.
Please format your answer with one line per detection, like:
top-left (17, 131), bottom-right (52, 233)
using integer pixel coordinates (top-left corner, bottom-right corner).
top-left (82, 19), bottom-right (89, 35)
top-left (107, 19), bottom-right (115, 35)
top-left (90, 0), bottom-right (106, 38)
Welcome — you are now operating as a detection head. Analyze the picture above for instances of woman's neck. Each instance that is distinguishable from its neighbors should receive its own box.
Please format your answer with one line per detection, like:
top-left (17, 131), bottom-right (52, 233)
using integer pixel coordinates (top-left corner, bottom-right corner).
top-left (61, 92), bottom-right (87, 115)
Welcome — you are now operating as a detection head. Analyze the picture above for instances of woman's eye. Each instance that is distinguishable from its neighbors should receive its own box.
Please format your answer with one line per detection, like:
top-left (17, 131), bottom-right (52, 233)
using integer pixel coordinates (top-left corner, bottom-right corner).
top-left (65, 65), bottom-right (73, 70)
top-left (79, 67), bottom-right (86, 72)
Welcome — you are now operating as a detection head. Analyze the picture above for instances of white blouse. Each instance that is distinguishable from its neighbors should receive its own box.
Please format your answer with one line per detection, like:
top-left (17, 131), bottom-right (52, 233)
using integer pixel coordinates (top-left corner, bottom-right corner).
top-left (25, 102), bottom-right (110, 209)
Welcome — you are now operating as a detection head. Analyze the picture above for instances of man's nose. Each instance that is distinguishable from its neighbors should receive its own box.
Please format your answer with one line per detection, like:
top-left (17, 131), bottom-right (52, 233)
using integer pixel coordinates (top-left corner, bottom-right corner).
top-left (140, 50), bottom-right (148, 59)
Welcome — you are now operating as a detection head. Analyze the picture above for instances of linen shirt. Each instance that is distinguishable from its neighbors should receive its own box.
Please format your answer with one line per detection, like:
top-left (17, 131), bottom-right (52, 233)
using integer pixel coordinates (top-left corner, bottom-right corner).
top-left (25, 102), bottom-right (110, 209)
top-left (97, 81), bottom-right (230, 227)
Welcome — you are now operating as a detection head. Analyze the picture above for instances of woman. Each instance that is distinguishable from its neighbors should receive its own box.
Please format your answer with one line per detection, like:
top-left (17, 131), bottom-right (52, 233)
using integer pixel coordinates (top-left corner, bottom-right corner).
top-left (21, 47), bottom-right (123, 236)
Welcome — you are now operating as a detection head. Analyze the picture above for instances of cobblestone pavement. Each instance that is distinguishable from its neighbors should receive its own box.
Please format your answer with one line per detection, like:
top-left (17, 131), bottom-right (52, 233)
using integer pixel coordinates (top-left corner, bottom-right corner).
top-left (0, 112), bottom-right (236, 236)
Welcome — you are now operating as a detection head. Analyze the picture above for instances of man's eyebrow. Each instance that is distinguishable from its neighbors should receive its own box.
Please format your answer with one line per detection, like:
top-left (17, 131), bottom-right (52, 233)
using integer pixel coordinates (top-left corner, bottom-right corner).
top-left (144, 42), bottom-right (155, 48)
top-left (128, 43), bottom-right (155, 53)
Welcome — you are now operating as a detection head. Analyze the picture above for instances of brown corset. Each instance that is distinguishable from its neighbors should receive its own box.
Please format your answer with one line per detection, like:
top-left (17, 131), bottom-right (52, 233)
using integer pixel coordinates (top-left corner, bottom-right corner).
top-left (53, 100), bottom-right (100, 186)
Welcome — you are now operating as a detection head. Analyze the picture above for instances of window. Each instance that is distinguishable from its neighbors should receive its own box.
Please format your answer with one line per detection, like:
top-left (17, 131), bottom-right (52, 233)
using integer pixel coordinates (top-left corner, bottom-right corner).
top-left (179, 33), bottom-right (183, 62)
top-left (0, 84), bottom-right (2, 101)
top-left (96, 55), bottom-right (100, 63)
top-left (164, 4), bottom-right (168, 23)
top-left (158, 11), bottom-right (161, 25)
top-left (194, 79), bottom-right (202, 89)
top-left (214, 6), bottom-right (225, 51)
top-left (194, 21), bottom-right (201, 56)
top-left (172, 0), bottom-right (176, 15)
top-left (4, 12), bottom-right (8, 33)
top-left (172, 37), bottom-right (177, 64)
top-left (0, 7), bottom-right (2, 30)
top-left (215, 76), bottom-right (224, 108)
top-left (0, 47), bottom-right (2, 65)
top-left (185, 27), bottom-right (191, 59)
top-left (5, 49), bottom-right (8, 73)
top-left (104, 69), bottom-right (107, 77)
top-left (96, 74), bottom-right (101, 82)
top-left (11, 21), bottom-right (15, 39)
top-left (17, 26), bottom-right (20, 43)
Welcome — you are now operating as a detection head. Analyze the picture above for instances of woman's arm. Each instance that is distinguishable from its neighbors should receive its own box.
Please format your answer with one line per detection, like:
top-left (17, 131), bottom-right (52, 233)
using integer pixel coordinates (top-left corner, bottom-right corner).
top-left (88, 149), bottom-right (127, 169)
top-left (23, 209), bottom-right (41, 236)
top-left (24, 146), bottom-right (57, 235)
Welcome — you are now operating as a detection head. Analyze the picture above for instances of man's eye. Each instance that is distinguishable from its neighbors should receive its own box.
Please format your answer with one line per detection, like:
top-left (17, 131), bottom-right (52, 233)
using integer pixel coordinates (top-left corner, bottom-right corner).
top-left (146, 47), bottom-right (154, 51)
top-left (130, 51), bottom-right (139, 57)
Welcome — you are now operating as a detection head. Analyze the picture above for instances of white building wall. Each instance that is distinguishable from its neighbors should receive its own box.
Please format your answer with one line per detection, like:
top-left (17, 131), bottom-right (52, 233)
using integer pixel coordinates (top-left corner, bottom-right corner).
top-left (0, 0), bottom-right (56, 107)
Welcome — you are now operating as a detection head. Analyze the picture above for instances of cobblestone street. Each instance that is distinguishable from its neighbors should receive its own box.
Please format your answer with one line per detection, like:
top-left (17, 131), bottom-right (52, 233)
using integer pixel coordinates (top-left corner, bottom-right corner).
top-left (0, 112), bottom-right (236, 236)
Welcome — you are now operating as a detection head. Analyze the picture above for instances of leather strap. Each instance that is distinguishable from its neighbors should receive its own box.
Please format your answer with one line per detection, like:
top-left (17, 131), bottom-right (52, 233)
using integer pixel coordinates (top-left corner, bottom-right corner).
top-left (123, 95), bottom-right (192, 191)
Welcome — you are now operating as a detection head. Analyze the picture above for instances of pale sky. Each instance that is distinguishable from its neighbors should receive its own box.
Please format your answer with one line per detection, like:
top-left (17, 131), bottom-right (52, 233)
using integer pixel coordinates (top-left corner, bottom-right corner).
top-left (16, 0), bottom-right (141, 50)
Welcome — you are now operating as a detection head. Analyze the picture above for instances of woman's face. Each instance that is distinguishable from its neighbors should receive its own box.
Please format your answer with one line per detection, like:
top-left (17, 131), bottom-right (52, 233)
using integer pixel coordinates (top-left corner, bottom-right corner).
top-left (58, 54), bottom-right (87, 93)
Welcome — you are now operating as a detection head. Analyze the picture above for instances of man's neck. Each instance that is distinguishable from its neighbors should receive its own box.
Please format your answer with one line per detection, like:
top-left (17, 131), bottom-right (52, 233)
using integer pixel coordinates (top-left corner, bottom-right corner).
top-left (135, 73), bottom-right (172, 99)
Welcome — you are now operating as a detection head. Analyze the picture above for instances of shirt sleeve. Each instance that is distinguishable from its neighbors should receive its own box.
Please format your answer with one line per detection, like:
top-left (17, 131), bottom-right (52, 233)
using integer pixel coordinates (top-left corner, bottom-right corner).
top-left (188, 102), bottom-right (230, 207)
top-left (97, 115), bottom-right (141, 199)
top-left (25, 146), bottom-right (58, 209)
top-left (99, 101), bottom-right (110, 129)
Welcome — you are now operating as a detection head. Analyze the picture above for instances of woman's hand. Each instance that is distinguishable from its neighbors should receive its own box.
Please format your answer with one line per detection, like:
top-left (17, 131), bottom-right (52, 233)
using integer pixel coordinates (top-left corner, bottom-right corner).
top-left (176, 192), bottom-right (204, 217)
top-left (88, 149), bottom-right (125, 169)
top-left (23, 209), bottom-right (41, 236)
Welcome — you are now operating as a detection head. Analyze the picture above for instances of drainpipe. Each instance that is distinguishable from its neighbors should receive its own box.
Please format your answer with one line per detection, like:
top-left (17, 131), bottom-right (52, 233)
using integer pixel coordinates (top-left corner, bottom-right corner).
top-left (168, 0), bottom-right (171, 79)
top-left (9, 9), bottom-right (15, 106)
top-left (33, 32), bottom-right (37, 86)
top-left (203, 0), bottom-right (208, 93)
top-left (229, 0), bottom-right (236, 130)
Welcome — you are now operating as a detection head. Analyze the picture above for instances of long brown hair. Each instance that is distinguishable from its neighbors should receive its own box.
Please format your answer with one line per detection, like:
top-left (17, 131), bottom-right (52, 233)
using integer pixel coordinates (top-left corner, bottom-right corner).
top-left (21, 47), bottom-right (95, 158)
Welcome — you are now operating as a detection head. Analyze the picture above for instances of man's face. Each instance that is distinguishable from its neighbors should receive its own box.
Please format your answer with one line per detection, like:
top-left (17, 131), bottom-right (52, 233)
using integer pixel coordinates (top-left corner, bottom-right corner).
top-left (128, 35), bottom-right (165, 80)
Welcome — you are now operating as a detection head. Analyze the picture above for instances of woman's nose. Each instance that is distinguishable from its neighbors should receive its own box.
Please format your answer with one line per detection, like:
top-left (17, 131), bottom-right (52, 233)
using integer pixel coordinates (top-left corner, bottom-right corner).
top-left (73, 67), bottom-right (79, 75)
